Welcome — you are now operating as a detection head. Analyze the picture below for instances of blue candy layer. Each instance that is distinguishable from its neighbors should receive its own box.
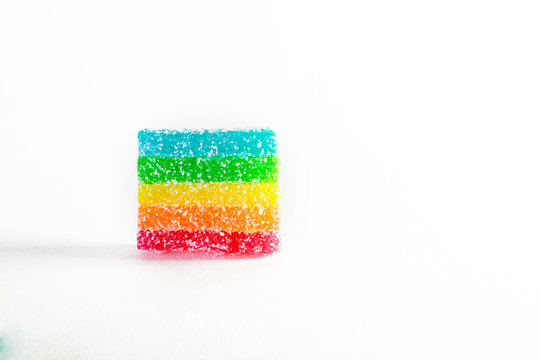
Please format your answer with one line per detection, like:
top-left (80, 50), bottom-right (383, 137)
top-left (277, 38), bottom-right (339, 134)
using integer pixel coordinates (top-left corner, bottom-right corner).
top-left (138, 128), bottom-right (277, 158)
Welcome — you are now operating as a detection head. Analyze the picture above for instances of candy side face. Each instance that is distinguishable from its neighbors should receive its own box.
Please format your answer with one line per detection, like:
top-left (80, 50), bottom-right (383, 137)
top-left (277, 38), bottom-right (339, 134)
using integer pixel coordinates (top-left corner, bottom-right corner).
top-left (137, 128), bottom-right (280, 257)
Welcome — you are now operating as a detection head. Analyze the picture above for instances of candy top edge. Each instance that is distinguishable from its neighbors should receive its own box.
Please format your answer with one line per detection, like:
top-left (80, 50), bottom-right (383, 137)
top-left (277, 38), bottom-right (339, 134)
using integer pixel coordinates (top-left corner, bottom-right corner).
top-left (138, 127), bottom-right (276, 138)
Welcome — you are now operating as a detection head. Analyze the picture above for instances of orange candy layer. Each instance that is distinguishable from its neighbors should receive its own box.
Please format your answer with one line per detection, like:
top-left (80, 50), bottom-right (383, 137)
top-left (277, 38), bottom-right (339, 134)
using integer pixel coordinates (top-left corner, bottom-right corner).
top-left (138, 205), bottom-right (279, 233)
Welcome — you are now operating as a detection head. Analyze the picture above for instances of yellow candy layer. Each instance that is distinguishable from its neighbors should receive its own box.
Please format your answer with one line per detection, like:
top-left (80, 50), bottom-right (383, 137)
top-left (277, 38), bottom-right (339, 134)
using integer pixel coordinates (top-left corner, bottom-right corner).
top-left (138, 182), bottom-right (280, 207)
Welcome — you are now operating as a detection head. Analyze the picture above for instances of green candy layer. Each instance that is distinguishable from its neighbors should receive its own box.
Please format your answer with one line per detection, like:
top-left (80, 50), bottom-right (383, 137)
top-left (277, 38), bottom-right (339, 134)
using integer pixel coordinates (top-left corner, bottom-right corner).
top-left (138, 155), bottom-right (279, 184)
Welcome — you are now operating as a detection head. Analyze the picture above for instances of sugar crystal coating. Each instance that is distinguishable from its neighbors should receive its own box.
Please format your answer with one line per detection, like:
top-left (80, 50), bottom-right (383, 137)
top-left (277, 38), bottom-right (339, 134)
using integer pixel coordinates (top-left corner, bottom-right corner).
top-left (138, 182), bottom-right (279, 207)
top-left (138, 155), bottom-right (279, 184)
top-left (137, 128), bottom-right (280, 257)
top-left (139, 206), bottom-right (279, 233)
top-left (138, 129), bottom-right (277, 158)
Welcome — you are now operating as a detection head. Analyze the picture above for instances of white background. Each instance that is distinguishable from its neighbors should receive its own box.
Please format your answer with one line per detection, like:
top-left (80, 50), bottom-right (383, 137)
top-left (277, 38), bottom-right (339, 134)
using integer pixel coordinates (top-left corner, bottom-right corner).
top-left (1, 0), bottom-right (540, 359)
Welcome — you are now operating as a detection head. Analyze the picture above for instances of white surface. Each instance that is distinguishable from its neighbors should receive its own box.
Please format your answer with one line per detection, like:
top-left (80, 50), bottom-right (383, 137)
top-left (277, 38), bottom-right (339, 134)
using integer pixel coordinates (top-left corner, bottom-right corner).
top-left (1, 0), bottom-right (540, 359)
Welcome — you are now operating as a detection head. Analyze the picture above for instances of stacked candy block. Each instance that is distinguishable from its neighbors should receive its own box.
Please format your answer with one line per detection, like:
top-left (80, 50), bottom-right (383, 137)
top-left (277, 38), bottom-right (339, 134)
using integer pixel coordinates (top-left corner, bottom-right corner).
top-left (137, 128), bottom-right (280, 256)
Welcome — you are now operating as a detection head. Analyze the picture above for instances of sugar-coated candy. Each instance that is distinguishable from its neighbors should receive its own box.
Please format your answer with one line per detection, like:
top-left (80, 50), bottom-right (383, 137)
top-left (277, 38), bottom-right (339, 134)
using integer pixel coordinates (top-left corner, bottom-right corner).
top-left (137, 128), bottom-right (280, 257)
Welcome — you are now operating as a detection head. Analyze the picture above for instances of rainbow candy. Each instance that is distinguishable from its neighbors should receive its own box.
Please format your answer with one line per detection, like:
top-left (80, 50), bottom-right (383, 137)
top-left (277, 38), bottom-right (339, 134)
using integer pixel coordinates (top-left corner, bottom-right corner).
top-left (137, 128), bottom-right (280, 256)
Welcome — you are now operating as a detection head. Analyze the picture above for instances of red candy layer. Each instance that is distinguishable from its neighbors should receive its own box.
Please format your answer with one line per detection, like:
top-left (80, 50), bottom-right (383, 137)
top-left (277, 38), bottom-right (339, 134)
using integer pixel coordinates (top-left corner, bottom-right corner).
top-left (137, 229), bottom-right (279, 256)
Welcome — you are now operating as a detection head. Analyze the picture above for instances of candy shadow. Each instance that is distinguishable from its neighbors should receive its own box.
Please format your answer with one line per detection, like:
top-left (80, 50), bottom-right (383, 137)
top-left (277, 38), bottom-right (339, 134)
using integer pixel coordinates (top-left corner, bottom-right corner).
top-left (0, 243), bottom-right (274, 261)
top-left (0, 243), bottom-right (137, 260)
